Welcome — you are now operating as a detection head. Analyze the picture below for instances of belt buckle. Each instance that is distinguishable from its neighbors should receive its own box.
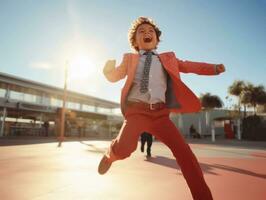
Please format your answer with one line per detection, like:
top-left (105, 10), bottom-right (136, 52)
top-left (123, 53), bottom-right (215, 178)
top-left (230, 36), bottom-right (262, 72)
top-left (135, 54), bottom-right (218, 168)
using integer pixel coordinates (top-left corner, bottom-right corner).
top-left (149, 103), bottom-right (156, 110)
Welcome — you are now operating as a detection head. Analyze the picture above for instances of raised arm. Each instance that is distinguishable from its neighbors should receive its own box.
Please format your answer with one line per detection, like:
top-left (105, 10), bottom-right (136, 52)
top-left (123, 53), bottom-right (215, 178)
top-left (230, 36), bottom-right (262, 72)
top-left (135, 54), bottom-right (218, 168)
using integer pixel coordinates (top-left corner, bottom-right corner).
top-left (177, 58), bottom-right (225, 75)
top-left (103, 54), bottom-right (128, 82)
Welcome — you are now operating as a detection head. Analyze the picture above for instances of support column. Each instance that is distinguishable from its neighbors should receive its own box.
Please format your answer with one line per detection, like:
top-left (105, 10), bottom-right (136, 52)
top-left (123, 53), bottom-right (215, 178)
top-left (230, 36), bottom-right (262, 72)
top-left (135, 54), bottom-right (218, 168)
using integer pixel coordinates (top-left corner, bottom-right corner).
top-left (58, 61), bottom-right (68, 146)
top-left (211, 122), bottom-right (215, 142)
top-left (205, 110), bottom-right (210, 134)
top-left (0, 108), bottom-right (7, 137)
top-left (39, 113), bottom-right (43, 136)
top-left (108, 121), bottom-right (112, 139)
top-left (0, 86), bottom-right (10, 137)
top-left (178, 114), bottom-right (184, 135)
top-left (237, 119), bottom-right (241, 140)
top-left (198, 118), bottom-right (202, 135)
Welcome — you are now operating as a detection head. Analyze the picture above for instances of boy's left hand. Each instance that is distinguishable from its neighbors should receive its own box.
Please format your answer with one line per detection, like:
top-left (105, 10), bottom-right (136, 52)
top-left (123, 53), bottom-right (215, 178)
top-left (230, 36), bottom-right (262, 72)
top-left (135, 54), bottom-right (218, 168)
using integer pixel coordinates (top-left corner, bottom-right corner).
top-left (216, 64), bottom-right (225, 74)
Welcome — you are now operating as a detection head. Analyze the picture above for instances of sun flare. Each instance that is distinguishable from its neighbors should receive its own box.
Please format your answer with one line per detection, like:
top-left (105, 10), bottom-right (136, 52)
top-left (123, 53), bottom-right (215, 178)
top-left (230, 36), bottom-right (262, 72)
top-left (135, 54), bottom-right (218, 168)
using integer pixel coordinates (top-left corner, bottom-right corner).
top-left (68, 54), bottom-right (95, 81)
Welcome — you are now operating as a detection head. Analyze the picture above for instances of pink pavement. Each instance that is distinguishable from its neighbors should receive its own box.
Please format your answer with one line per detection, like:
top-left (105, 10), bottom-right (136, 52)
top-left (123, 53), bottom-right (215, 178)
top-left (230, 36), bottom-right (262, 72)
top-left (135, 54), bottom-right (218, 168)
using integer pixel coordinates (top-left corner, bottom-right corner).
top-left (0, 138), bottom-right (265, 200)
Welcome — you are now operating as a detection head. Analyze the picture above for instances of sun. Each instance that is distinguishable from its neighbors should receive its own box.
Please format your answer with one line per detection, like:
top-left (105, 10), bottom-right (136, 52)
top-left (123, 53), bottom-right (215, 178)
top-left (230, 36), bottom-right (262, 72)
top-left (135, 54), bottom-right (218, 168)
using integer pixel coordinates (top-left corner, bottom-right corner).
top-left (68, 54), bottom-right (95, 81)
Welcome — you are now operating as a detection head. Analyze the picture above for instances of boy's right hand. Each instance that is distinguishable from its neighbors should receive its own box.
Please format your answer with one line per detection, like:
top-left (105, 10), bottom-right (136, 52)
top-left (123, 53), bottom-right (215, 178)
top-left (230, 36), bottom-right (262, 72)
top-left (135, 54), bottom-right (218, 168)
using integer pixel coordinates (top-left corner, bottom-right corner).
top-left (216, 64), bottom-right (225, 74)
top-left (103, 60), bottom-right (116, 74)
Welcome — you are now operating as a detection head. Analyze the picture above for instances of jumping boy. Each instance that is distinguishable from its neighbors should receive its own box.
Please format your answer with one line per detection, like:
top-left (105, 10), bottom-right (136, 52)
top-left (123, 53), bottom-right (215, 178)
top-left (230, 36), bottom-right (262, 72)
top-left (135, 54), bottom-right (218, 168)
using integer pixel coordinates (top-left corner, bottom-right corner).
top-left (98, 16), bottom-right (225, 200)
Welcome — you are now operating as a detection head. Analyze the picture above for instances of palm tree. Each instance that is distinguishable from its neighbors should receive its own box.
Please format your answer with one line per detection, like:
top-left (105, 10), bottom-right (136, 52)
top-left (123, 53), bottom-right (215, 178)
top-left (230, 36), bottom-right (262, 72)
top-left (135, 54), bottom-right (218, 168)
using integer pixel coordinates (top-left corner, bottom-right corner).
top-left (241, 88), bottom-right (251, 116)
top-left (228, 80), bottom-right (245, 114)
top-left (200, 93), bottom-right (224, 133)
top-left (241, 83), bottom-right (266, 115)
top-left (200, 93), bottom-right (223, 109)
top-left (257, 90), bottom-right (266, 107)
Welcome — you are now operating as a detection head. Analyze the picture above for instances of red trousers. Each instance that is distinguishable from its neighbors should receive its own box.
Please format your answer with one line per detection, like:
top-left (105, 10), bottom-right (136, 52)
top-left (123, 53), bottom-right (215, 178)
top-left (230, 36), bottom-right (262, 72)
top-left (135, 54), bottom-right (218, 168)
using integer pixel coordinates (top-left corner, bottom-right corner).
top-left (106, 106), bottom-right (213, 200)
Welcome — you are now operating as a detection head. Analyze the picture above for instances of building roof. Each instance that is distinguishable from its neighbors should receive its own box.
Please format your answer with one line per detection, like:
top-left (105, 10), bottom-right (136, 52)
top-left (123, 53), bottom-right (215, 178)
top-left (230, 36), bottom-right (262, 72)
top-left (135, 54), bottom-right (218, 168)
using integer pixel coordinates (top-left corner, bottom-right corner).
top-left (0, 71), bottom-right (119, 109)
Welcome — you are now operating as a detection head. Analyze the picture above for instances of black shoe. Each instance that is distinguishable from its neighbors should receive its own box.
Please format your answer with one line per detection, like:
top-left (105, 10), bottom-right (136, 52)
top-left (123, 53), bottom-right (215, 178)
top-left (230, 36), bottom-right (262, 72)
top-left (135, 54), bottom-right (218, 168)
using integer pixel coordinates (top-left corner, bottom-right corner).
top-left (147, 152), bottom-right (151, 157)
top-left (140, 146), bottom-right (144, 153)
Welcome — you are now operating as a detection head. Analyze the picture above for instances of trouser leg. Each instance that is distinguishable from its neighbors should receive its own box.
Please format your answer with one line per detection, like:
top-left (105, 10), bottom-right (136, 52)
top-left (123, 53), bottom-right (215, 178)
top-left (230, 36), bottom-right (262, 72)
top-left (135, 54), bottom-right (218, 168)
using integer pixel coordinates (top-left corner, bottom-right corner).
top-left (146, 133), bottom-right (153, 155)
top-left (106, 112), bottom-right (150, 162)
top-left (152, 115), bottom-right (213, 200)
top-left (140, 133), bottom-right (146, 152)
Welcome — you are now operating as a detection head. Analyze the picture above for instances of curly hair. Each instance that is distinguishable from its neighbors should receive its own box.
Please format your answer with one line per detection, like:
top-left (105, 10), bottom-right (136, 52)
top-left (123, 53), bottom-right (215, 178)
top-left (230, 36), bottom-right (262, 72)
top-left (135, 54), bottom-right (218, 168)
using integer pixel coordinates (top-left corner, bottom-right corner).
top-left (128, 17), bottom-right (162, 52)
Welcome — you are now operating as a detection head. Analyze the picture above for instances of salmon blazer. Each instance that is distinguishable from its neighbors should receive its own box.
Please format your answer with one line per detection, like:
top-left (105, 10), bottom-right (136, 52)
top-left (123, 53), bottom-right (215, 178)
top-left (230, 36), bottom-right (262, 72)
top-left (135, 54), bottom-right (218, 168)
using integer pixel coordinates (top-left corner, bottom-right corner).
top-left (104, 52), bottom-right (218, 115)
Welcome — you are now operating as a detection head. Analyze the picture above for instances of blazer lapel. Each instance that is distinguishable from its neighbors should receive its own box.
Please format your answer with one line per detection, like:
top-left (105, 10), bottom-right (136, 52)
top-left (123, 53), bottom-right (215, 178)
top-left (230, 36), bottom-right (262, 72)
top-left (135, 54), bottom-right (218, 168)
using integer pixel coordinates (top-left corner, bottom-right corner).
top-left (158, 53), bottom-right (177, 76)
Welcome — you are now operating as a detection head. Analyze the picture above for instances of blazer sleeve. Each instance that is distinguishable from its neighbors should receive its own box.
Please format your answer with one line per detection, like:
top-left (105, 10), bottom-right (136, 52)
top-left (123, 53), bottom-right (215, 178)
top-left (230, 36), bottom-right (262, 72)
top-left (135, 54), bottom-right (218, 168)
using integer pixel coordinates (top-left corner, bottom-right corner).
top-left (177, 58), bottom-right (218, 75)
top-left (104, 54), bottom-right (128, 82)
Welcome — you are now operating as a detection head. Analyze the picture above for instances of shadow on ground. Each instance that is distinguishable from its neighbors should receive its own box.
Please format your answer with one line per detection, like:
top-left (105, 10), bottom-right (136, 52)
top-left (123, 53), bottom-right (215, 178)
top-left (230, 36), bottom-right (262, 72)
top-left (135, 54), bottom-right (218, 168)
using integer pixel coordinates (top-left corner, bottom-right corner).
top-left (0, 136), bottom-right (59, 146)
top-left (0, 136), bottom-right (98, 146)
top-left (80, 141), bottom-right (107, 154)
top-left (146, 156), bottom-right (266, 180)
top-left (186, 138), bottom-right (266, 150)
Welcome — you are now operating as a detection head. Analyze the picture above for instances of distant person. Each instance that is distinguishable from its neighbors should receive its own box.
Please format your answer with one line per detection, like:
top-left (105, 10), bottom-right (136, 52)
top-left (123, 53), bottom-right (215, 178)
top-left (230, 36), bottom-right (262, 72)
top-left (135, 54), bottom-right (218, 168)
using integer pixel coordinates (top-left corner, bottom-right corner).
top-left (140, 132), bottom-right (153, 157)
top-left (189, 125), bottom-right (200, 139)
top-left (77, 119), bottom-right (84, 138)
top-left (43, 121), bottom-right (49, 137)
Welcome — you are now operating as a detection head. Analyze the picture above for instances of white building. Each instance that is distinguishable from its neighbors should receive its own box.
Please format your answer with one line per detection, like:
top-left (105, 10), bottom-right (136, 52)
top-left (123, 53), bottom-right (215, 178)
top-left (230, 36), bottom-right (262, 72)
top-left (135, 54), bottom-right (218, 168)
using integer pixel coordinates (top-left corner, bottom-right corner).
top-left (170, 110), bottom-right (234, 138)
top-left (0, 72), bottom-right (122, 138)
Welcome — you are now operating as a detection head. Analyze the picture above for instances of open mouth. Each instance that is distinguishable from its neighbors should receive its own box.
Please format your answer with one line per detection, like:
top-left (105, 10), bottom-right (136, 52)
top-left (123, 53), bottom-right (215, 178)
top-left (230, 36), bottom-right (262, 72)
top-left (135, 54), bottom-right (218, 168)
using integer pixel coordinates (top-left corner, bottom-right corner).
top-left (143, 37), bottom-right (152, 43)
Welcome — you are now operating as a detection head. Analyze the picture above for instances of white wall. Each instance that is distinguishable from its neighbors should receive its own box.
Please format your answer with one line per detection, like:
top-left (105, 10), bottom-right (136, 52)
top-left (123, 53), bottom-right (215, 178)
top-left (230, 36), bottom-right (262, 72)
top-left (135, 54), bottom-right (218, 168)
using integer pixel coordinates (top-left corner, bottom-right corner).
top-left (170, 109), bottom-right (228, 137)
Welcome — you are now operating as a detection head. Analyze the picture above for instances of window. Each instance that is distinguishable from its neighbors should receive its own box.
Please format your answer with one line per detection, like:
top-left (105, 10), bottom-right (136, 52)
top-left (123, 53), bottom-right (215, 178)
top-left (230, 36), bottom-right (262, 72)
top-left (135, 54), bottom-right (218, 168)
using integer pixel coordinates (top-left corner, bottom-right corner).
top-left (10, 91), bottom-right (24, 101)
top-left (0, 88), bottom-right (6, 97)
top-left (51, 98), bottom-right (62, 107)
top-left (82, 104), bottom-right (96, 112)
top-left (97, 107), bottom-right (112, 114)
top-left (67, 101), bottom-right (81, 110)
top-left (24, 93), bottom-right (37, 103)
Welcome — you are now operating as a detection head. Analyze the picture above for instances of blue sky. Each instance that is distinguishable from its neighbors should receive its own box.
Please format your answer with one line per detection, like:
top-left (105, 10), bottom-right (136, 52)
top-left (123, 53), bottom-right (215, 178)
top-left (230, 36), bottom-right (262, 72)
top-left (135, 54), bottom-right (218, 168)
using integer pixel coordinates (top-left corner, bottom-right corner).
top-left (0, 0), bottom-right (265, 108)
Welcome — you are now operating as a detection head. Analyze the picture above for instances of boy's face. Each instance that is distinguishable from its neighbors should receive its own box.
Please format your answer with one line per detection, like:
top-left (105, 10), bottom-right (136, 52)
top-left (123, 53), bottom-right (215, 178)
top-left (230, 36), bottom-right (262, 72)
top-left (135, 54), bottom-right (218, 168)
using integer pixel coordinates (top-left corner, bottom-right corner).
top-left (134, 23), bottom-right (158, 51)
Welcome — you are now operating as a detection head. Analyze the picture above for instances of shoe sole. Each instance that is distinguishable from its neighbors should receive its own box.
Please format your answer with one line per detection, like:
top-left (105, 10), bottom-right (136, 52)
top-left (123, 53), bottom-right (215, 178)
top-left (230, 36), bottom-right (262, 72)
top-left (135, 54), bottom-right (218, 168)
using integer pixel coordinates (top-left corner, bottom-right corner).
top-left (98, 156), bottom-right (112, 175)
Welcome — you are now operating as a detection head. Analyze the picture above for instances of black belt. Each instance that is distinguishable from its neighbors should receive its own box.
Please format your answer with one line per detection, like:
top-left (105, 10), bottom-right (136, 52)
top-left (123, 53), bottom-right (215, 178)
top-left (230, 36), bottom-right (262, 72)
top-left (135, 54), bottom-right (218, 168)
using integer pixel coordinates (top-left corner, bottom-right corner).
top-left (126, 101), bottom-right (166, 110)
